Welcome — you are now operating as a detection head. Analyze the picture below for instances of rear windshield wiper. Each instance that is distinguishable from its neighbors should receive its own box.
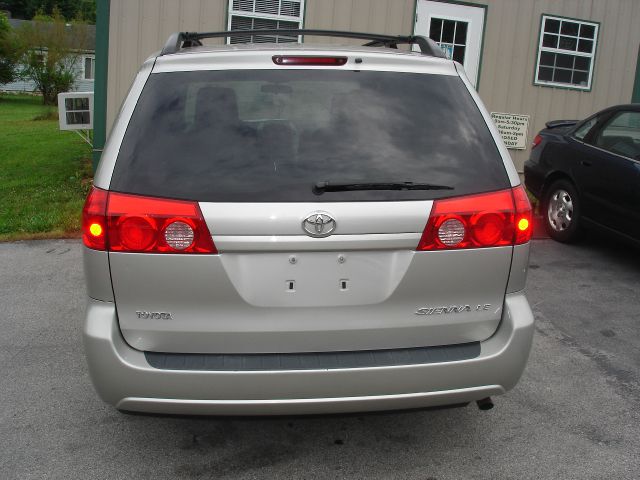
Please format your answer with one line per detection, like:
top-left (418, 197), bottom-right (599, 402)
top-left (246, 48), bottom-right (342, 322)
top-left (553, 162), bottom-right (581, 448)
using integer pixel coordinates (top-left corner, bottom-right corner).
top-left (312, 181), bottom-right (454, 195)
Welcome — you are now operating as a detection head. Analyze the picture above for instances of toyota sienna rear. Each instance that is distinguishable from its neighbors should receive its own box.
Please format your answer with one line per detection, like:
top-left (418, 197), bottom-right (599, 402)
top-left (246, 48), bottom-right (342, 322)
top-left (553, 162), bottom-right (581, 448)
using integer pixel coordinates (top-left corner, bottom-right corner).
top-left (82, 30), bottom-right (534, 415)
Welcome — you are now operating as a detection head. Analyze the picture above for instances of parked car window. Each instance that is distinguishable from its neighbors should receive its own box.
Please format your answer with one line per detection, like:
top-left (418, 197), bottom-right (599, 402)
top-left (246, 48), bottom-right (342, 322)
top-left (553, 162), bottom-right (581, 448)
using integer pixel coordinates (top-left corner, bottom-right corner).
top-left (593, 111), bottom-right (640, 159)
top-left (572, 116), bottom-right (598, 141)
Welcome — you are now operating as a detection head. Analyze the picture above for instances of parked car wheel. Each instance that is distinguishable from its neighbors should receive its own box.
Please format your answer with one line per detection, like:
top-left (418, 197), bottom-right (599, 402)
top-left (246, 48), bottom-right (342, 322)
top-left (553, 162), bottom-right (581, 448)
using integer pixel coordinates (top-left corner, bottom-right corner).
top-left (543, 179), bottom-right (582, 242)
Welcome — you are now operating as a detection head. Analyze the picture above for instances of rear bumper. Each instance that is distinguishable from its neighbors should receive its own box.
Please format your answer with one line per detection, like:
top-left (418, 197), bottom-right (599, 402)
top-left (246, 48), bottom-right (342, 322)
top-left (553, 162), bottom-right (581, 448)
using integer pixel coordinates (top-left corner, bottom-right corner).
top-left (83, 292), bottom-right (534, 415)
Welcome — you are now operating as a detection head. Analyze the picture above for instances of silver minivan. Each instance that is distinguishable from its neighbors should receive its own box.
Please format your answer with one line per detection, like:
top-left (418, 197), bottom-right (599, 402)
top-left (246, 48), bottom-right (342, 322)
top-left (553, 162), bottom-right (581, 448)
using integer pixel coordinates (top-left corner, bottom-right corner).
top-left (82, 30), bottom-right (534, 415)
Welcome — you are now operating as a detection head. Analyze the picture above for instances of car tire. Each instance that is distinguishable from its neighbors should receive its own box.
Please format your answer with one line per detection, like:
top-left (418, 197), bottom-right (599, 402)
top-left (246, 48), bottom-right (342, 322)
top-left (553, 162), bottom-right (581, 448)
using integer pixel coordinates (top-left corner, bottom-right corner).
top-left (542, 179), bottom-right (583, 243)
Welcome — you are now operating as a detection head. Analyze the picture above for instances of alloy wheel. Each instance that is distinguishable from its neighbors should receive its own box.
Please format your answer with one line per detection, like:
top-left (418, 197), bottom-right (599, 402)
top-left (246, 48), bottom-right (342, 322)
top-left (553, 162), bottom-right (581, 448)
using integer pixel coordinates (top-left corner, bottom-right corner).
top-left (547, 189), bottom-right (573, 232)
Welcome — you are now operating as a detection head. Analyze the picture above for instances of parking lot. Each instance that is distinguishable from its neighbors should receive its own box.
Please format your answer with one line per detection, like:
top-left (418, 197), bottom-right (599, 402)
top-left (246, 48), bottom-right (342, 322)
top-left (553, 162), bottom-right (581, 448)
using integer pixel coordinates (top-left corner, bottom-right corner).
top-left (1, 237), bottom-right (639, 479)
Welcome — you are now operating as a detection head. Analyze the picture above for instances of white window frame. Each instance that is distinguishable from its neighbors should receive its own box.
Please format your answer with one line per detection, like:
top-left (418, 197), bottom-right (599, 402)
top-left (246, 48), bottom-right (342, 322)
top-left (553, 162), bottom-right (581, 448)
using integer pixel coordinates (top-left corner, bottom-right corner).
top-left (427, 15), bottom-right (469, 61)
top-left (534, 15), bottom-right (599, 91)
top-left (226, 0), bottom-right (305, 44)
top-left (58, 92), bottom-right (94, 131)
top-left (83, 55), bottom-right (95, 81)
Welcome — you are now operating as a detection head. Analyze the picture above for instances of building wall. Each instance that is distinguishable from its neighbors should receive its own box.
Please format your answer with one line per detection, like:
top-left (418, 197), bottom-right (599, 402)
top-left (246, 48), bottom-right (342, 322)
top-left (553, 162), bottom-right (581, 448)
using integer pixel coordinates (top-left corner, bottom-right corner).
top-left (464, 0), bottom-right (640, 169)
top-left (1, 75), bottom-right (37, 93)
top-left (106, 0), bottom-right (227, 131)
top-left (106, 0), bottom-right (640, 171)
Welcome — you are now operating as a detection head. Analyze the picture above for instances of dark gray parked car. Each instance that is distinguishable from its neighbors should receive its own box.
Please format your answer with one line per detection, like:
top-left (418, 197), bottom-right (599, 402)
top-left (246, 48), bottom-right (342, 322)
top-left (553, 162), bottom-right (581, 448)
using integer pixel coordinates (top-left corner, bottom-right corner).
top-left (525, 104), bottom-right (640, 244)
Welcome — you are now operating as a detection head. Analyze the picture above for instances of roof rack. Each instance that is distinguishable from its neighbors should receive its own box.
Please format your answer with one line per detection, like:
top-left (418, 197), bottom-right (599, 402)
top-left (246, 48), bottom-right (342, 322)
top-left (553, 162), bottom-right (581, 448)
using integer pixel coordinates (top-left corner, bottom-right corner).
top-left (160, 29), bottom-right (446, 58)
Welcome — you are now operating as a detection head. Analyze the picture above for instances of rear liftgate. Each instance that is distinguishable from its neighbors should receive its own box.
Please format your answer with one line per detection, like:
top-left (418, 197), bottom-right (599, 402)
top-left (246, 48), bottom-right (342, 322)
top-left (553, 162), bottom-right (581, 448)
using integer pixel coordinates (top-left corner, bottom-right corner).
top-left (83, 186), bottom-right (531, 354)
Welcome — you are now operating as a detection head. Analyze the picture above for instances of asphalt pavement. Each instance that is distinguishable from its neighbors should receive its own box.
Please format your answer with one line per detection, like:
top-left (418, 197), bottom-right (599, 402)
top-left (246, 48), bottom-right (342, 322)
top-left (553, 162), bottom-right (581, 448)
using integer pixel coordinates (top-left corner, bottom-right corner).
top-left (1, 237), bottom-right (639, 479)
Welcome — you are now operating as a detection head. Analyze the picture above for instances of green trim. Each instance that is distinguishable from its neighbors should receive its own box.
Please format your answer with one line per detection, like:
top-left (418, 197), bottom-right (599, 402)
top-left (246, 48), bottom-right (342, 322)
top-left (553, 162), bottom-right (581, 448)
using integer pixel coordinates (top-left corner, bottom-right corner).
top-left (300, 0), bottom-right (307, 43)
top-left (412, 0), bottom-right (419, 31)
top-left (225, 0), bottom-right (229, 31)
top-left (532, 14), bottom-right (545, 91)
top-left (424, 0), bottom-right (487, 10)
top-left (587, 17), bottom-right (600, 93)
top-left (532, 13), bottom-right (601, 93)
top-left (92, 0), bottom-right (110, 172)
top-left (476, 2), bottom-right (487, 90)
top-left (412, 0), bottom-right (488, 89)
top-left (302, 0), bottom-right (307, 28)
top-left (632, 43), bottom-right (640, 103)
top-left (537, 12), bottom-right (602, 24)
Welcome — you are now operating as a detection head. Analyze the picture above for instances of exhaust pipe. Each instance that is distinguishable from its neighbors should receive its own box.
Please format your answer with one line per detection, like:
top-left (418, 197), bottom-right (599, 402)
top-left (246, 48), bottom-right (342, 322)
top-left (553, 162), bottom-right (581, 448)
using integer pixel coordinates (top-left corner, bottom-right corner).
top-left (476, 397), bottom-right (494, 411)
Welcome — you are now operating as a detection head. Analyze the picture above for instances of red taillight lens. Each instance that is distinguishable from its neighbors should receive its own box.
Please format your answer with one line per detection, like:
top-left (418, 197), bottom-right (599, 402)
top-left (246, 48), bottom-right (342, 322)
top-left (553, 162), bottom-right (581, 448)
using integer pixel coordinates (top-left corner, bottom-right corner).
top-left (82, 186), bottom-right (108, 250)
top-left (117, 216), bottom-right (156, 251)
top-left (81, 187), bottom-right (217, 254)
top-left (512, 185), bottom-right (533, 244)
top-left (107, 192), bottom-right (217, 253)
top-left (272, 55), bottom-right (348, 66)
top-left (531, 134), bottom-right (542, 149)
top-left (417, 187), bottom-right (532, 251)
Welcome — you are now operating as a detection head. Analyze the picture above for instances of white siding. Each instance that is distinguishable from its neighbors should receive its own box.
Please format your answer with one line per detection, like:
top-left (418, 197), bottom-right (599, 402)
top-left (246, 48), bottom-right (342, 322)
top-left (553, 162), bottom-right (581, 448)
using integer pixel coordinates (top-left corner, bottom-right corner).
top-left (1, 75), bottom-right (36, 93)
top-left (1, 53), bottom-right (95, 94)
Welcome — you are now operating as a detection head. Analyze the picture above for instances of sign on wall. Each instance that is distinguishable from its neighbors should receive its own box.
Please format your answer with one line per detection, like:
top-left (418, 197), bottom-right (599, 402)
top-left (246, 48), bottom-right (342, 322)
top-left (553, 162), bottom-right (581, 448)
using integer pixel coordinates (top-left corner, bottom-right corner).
top-left (490, 112), bottom-right (530, 150)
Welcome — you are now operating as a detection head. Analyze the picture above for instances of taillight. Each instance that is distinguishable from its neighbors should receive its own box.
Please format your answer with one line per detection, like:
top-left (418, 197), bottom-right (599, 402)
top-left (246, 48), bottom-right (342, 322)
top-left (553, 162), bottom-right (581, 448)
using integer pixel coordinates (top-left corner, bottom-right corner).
top-left (272, 55), bottom-right (348, 66)
top-left (81, 187), bottom-right (217, 254)
top-left (531, 134), bottom-right (543, 149)
top-left (82, 186), bottom-right (108, 250)
top-left (512, 185), bottom-right (533, 244)
top-left (417, 187), bottom-right (532, 251)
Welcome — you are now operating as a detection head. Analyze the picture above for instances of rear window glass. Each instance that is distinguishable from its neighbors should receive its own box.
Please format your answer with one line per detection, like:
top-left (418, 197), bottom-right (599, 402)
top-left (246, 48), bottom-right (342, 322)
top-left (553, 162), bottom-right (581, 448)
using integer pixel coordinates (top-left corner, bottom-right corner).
top-left (110, 69), bottom-right (509, 202)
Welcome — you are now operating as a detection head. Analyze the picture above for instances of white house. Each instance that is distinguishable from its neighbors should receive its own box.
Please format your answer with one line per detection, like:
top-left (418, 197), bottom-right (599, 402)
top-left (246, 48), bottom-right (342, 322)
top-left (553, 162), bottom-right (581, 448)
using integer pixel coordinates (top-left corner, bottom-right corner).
top-left (1, 17), bottom-right (96, 94)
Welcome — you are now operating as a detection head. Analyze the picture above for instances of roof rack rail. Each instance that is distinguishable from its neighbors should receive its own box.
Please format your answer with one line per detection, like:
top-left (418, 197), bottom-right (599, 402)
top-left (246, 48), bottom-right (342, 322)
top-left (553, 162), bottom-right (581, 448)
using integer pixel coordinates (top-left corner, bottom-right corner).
top-left (160, 29), bottom-right (446, 58)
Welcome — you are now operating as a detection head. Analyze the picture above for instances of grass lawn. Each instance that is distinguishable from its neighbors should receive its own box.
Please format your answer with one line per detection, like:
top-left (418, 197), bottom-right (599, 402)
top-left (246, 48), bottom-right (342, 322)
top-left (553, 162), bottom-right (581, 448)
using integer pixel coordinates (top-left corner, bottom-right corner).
top-left (0, 94), bottom-right (92, 241)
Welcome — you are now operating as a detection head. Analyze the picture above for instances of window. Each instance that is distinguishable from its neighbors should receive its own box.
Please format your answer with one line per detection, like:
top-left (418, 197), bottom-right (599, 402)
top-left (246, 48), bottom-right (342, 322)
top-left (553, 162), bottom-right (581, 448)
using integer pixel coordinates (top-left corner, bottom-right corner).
top-left (573, 116), bottom-right (598, 141)
top-left (535, 15), bottom-right (599, 90)
top-left (65, 97), bottom-right (91, 125)
top-left (428, 18), bottom-right (468, 64)
top-left (111, 70), bottom-right (509, 203)
top-left (227, 0), bottom-right (304, 44)
top-left (593, 112), bottom-right (640, 159)
top-left (84, 56), bottom-right (95, 80)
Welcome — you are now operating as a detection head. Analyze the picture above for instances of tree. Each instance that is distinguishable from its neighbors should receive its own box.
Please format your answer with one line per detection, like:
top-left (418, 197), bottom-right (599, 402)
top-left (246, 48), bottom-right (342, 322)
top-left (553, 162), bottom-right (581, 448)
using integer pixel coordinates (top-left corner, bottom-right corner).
top-left (0, 11), bottom-right (20, 85)
top-left (0, 0), bottom-right (96, 23)
top-left (0, 1), bottom-right (41, 20)
top-left (16, 9), bottom-right (90, 104)
top-left (76, 0), bottom-right (97, 24)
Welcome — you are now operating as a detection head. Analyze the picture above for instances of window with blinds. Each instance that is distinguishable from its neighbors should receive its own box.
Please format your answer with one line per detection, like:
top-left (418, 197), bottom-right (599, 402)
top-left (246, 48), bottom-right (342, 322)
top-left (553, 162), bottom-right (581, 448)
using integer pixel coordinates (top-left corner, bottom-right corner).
top-left (227, 0), bottom-right (304, 44)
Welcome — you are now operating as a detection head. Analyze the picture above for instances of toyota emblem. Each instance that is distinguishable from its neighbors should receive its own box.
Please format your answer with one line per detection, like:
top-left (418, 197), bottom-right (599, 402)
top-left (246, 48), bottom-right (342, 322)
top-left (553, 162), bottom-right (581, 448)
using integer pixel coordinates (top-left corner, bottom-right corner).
top-left (302, 212), bottom-right (336, 238)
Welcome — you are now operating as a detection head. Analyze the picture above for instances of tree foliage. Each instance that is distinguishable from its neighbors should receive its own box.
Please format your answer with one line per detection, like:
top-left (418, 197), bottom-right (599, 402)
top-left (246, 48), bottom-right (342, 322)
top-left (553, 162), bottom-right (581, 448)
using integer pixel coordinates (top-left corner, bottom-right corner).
top-left (0, 11), bottom-right (20, 85)
top-left (0, 0), bottom-right (96, 23)
top-left (15, 9), bottom-right (91, 104)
